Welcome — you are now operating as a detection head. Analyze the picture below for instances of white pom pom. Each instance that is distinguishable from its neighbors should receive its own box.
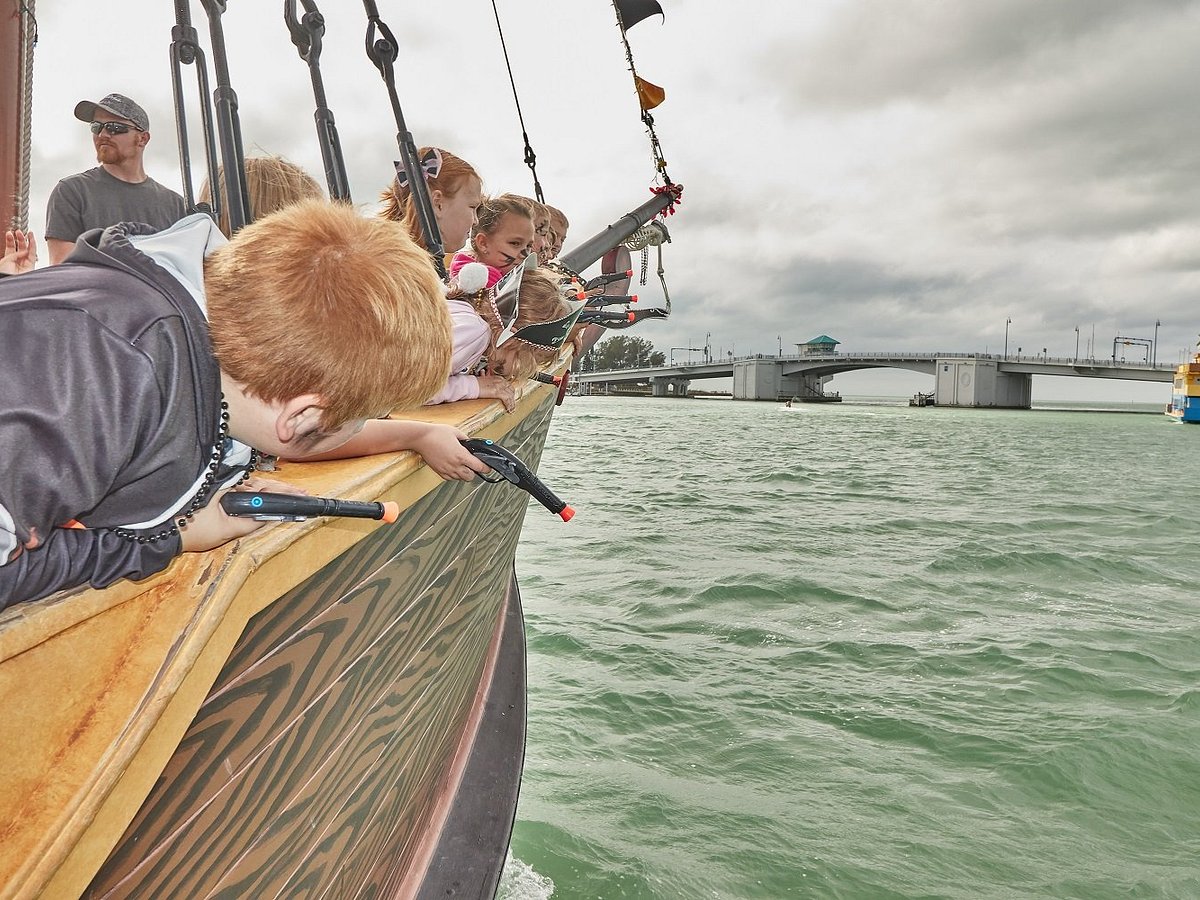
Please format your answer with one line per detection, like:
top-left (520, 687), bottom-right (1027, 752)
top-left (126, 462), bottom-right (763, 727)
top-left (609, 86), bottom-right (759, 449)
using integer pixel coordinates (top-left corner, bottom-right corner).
top-left (456, 262), bottom-right (489, 294)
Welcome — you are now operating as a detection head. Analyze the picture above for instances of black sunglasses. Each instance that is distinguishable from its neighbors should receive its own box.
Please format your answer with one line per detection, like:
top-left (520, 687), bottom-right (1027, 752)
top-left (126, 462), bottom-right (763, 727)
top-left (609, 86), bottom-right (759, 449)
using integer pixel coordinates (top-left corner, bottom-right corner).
top-left (90, 121), bottom-right (142, 135)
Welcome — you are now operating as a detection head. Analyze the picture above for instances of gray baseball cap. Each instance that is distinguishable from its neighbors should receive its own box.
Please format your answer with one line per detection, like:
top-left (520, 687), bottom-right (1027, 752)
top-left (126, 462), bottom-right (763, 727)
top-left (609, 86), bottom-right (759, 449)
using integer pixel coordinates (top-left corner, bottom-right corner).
top-left (74, 93), bottom-right (149, 131)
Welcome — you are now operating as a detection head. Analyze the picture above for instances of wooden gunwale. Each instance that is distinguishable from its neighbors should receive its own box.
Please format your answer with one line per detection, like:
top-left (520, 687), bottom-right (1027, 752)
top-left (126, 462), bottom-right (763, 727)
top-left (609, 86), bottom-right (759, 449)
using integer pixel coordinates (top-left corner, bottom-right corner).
top-left (0, 362), bottom-right (564, 900)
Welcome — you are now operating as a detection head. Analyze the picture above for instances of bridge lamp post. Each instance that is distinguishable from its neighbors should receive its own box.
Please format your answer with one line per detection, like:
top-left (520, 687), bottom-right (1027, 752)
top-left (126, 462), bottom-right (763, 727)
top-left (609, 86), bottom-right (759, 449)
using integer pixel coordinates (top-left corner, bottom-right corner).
top-left (1042, 347), bottom-right (1047, 362)
top-left (777, 335), bottom-right (782, 357)
top-left (1154, 319), bottom-right (1161, 366)
top-left (1074, 326), bottom-right (1079, 362)
top-left (1004, 317), bottom-right (1011, 359)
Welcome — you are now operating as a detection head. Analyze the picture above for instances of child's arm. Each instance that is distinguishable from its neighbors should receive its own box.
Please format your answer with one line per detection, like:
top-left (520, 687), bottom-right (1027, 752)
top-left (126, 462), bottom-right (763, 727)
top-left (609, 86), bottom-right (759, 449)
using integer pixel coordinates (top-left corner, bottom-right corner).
top-left (0, 478), bottom-right (304, 609)
top-left (425, 374), bottom-right (516, 412)
top-left (0, 527), bottom-right (184, 608)
top-left (290, 420), bottom-right (491, 482)
top-left (475, 375), bottom-right (516, 411)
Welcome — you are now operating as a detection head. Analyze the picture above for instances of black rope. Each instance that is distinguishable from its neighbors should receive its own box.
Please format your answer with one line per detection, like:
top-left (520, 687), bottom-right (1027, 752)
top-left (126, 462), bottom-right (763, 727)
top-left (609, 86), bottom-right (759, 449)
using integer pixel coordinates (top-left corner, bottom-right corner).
top-left (362, 0), bottom-right (446, 278)
top-left (198, 0), bottom-right (251, 232)
top-left (284, 0), bottom-right (352, 201)
top-left (612, 0), bottom-right (674, 187)
top-left (490, 0), bottom-right (544, 203)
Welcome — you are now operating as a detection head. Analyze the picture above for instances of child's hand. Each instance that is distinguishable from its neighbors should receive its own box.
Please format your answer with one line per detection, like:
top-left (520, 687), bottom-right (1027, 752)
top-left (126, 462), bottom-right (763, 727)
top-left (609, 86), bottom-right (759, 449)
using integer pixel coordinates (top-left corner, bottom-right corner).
top-left (411, 424), bottom-right (492, 481)
top-left (476, 374), bottom-right (516, 412)
top-left (1, 230), bottom-right (37, 275)
top-left (179, 477), bottom-right (309, 552)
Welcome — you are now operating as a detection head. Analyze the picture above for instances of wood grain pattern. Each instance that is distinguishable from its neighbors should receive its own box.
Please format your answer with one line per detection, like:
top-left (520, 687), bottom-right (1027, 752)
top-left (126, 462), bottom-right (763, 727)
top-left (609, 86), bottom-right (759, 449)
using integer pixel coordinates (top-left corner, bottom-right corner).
top-left (0, 356), bottom-right (567, 900)
top-left (85, 399), bottom-right (553, 898)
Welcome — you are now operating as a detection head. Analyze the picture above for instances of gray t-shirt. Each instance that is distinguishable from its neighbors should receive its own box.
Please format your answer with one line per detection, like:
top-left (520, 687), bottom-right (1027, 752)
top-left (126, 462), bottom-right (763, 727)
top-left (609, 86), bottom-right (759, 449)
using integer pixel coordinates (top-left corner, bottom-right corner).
top-left (45, 166), bottom-right (188, 243)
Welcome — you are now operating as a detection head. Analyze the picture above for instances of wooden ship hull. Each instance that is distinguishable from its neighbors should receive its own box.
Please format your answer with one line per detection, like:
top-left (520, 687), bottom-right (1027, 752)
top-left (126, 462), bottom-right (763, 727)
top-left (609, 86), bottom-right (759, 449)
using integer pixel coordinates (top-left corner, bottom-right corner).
top-left (0, 5), bottom-right (682, 894)
top-left (0, 379), bottom-right (561, 899)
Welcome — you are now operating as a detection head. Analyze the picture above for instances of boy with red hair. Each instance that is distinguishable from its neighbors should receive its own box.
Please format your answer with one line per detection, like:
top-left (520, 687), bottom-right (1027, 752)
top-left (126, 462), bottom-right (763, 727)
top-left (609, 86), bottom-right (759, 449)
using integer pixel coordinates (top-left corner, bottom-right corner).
top-left (0, 199), bottom-right (486, 607)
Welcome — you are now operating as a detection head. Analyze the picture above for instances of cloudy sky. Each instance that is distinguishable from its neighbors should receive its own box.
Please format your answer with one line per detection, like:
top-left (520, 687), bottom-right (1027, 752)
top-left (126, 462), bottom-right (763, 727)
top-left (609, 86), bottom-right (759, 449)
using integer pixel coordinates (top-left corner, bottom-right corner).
top-left (23, 1), bottom-right (1200, 400)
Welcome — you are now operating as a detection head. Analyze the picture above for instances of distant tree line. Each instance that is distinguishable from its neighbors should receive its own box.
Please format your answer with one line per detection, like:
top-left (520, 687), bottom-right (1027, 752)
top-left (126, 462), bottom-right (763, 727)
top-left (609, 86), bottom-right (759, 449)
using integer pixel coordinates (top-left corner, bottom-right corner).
top-left (577, 335), bottom-right (666, 372)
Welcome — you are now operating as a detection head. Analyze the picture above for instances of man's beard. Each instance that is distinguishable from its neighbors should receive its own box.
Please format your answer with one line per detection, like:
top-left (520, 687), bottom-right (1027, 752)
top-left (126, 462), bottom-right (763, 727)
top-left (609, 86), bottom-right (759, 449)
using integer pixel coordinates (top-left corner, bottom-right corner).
top-left (96, 144), bottom-right (123, 164)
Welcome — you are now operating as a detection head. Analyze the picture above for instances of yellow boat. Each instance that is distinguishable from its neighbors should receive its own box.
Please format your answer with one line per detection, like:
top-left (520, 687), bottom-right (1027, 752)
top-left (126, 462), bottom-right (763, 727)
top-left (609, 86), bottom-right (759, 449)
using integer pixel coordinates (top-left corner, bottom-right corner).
top-left (1164, 346), bottom-right (1200, 423)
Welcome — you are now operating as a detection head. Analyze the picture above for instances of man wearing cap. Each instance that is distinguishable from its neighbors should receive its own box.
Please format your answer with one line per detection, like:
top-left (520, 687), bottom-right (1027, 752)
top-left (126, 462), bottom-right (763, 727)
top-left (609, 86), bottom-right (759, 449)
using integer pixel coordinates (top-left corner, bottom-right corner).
top-left (45, 93), bottom-right (187, 265)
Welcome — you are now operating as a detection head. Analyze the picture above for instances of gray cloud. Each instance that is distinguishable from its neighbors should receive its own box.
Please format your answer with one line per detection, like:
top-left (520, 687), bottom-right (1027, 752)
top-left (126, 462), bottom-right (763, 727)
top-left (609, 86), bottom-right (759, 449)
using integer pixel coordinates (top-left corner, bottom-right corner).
top-left (17, 1), bottom-right (1200, 399)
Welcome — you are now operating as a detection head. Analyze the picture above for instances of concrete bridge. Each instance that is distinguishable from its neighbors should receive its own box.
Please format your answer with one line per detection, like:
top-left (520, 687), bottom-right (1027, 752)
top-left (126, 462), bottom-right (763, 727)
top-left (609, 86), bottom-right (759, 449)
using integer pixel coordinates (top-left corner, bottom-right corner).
top-left (571, 351), bottom-right (1176, 407)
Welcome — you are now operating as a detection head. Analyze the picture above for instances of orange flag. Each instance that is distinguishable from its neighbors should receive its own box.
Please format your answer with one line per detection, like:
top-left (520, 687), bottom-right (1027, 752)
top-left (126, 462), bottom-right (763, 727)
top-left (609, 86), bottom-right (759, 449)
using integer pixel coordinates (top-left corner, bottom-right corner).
top-left (635, 76), bottom-right (666, 111)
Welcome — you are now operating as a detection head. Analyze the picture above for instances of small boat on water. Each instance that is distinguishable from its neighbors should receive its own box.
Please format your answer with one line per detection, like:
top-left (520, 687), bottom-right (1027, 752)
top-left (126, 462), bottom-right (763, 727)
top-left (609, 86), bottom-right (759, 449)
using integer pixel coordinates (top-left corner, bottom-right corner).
top-left (1164, 345), bottom-right (1200, 423)
top-left (0, 3), bottom-right (681, 897)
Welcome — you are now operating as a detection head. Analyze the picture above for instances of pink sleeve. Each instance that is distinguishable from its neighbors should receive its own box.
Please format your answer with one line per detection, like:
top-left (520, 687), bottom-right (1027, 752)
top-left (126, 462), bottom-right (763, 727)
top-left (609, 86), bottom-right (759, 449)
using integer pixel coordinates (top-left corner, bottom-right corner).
top-left (424, 300), bottom-right (492, 406)
top-left (425, 374), bottom-right (481, 405)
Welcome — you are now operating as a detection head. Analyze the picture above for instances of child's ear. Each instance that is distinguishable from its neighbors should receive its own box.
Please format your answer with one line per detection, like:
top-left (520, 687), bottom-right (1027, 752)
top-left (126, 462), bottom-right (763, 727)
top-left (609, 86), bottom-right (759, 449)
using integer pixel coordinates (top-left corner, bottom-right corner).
top-left (276, 394), bottom-right (327, 444)
top-left (430, 189), bottom-right (444, 212)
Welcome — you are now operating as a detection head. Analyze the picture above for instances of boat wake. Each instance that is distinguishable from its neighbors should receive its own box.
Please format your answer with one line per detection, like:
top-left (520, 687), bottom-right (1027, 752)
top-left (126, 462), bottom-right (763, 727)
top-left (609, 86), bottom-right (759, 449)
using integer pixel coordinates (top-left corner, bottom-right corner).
top-left (498, 853), bottom-right (556, 900)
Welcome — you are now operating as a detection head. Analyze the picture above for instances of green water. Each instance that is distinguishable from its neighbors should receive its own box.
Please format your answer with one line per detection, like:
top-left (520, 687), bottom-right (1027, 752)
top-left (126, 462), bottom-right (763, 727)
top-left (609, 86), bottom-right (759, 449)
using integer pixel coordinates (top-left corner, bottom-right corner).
top-left (500, 397), bottom-right (1200, 899)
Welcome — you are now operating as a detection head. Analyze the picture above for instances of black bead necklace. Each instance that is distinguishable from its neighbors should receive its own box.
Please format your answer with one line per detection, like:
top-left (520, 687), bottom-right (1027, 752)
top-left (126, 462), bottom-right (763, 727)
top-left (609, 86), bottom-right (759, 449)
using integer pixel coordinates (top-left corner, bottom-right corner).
top-left (113, 396), bottom-right (257, 545)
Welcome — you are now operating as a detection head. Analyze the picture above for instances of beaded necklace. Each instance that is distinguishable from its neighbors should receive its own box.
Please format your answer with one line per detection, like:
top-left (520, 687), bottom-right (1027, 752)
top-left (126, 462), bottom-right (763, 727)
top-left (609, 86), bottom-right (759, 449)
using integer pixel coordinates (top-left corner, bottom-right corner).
top-left (113, 396), bottom-right (258, 544)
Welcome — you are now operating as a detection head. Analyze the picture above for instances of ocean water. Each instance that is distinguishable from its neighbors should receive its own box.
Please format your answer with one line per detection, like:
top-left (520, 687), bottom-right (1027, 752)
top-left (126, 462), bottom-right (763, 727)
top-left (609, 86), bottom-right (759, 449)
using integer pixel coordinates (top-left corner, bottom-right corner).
top-left (498, 396), bottom-right (1200, 900)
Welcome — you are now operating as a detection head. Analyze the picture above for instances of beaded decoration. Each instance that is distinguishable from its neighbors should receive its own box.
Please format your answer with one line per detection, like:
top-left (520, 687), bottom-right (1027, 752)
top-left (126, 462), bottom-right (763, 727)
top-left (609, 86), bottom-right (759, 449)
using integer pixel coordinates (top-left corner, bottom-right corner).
top-left (112, 395), bottom-right (258, 544)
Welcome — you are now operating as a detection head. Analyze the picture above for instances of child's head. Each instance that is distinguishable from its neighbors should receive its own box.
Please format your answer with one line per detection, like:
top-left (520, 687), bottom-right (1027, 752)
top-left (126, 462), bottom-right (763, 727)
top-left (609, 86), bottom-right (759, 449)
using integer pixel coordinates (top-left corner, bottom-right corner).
top-left (380, 147), bottom-right (482, 253)
top-left (204, 199), bottom-right (451, 431)
top-left (470, 196), bottom-right (534, 274)
top-left (546, 205), bottom-right (569, 258)
top-left (496, 193), bottom-right (552, 262)
top-left (199, 156), bottom-right (324, 238)
top-left (488, 268), bottom-right (571, 380)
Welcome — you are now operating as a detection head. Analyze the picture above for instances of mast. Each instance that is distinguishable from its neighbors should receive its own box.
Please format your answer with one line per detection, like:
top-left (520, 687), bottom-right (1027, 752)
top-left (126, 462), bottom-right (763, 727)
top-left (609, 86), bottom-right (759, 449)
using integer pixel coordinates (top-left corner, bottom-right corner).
top-left (0, 0), bottom-right (36, 231)
top-left (559, 185), bottom-right (680, 274)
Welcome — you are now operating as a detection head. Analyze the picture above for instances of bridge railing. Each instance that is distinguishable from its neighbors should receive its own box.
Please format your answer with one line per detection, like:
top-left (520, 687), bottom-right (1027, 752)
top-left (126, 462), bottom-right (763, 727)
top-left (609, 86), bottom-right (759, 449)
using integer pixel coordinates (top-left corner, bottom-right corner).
top-left (578, 350), bottom-right (1176, 378)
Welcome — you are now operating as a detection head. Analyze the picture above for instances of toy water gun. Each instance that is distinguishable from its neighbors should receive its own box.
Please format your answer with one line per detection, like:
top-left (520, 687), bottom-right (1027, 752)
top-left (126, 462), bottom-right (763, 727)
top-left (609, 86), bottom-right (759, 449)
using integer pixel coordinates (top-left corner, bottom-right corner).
top-left (584, 270), bottom-right (633, 291)
top-left (532, 370), bottom-right (572, 405)
top-left (221, 492), bottom-right (399, 522)
top-left (585, 294), bottom-right (638, 308)
top-left (578, 309), bottom-right (637, 325)
top-left (460, 438), bottom-right (574, 521)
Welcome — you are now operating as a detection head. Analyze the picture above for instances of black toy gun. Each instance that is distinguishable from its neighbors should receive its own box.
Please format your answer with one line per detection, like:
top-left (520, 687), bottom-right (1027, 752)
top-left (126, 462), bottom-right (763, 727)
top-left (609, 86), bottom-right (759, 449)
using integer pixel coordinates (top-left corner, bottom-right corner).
top-left (584, 270), bottom-right (632, 291)
top-left (460, 438), bottom-right (574, 521)
top-left (532, 370), bottom-right (572, 405)
top-left (585, 294), bottom-right (638, 308)
top-left (578, 309), bottom-right (636, 325)
top-left (221, 492), bottom-right (399, 522)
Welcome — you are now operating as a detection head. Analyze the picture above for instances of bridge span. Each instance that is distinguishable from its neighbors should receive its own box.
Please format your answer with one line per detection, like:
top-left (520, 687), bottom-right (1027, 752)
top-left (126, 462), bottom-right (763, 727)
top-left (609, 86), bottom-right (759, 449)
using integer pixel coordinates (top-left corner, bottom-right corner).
top-left (572, 351), bottom-right (1175, 407)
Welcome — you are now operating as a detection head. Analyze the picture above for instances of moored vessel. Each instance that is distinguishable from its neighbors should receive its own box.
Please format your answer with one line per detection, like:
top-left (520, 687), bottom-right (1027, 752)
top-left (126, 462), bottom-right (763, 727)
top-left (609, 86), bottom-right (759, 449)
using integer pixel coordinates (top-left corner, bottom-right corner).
top-left (1164, 345), bottom-right (1200, 423)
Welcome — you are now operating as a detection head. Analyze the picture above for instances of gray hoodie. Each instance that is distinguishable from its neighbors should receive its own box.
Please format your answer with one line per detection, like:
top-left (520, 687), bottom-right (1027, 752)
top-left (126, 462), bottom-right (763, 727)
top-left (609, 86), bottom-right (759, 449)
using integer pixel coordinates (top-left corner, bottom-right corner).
top-left (0, 215), bottom-right (251, 607)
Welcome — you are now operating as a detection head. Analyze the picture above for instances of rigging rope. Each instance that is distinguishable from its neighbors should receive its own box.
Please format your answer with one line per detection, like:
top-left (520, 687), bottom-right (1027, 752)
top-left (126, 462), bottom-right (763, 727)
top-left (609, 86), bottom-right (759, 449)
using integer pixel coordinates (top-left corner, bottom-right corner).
top-left (490, 0), bottom-right (544, 204)
top-left (14, 0), bottom-right (37, 230)
top-left (611, 1), bottom-right (673, 188)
